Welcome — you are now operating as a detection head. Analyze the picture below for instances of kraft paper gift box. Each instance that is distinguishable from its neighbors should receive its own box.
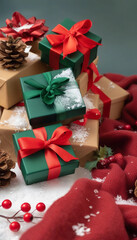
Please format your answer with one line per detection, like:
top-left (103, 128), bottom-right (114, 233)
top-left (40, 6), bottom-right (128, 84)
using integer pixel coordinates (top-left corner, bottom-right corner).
top-left (39, 18), bottom-right (102, 78)
top-left (76, 56), bottom-right (99, 97)
top-left (0, 105), bottom-right (31, 161)
top-left (20, 68), bottom-right (86, 128)
top-left (69, 93), bottom-right (99, 167)
top-left (76, 70), bottom-right (129, 119)
top-left (13, 123), bottom-right (79, 185)
top-left (0, 52), bottom-right (49, 109)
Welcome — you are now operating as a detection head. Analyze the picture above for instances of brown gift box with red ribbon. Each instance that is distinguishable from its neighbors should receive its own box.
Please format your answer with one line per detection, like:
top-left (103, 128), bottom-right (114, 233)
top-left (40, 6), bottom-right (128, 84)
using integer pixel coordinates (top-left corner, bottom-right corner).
top-left (12, 123), bottom-right (79, 185)
top-left (69, 93), bottom-right (100, 167)
top-left (0, 104), bottom-right (31, 161)
top-left (0, 52), bottom-right (50, 109)
top-left (77, 63), bottom-right (129, 119)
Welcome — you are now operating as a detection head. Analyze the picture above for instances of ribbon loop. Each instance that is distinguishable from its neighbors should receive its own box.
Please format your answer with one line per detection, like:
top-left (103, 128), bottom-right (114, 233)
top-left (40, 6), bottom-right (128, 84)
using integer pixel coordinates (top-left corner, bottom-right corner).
top-left (24, 72), bottom-right (69, 105)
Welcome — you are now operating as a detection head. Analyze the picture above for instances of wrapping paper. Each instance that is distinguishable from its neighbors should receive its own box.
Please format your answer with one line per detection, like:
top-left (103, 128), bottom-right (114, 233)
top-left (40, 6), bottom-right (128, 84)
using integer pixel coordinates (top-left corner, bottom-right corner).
top-left (20, 73), bottom-right (137, 240)
top-left (0, 52), bottom-right (50, 109)
top-left (0, 105), bottom-right (31, 161)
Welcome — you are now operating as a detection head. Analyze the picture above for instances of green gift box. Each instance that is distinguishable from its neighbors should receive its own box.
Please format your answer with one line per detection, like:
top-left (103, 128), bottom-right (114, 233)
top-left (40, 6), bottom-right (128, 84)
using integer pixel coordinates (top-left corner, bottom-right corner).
top-left (20, 68), bottom-right (86, 128)
top-left (39, 18), bottom-right (102, 78)
top-left (13, 123), bottom-right (79, 185)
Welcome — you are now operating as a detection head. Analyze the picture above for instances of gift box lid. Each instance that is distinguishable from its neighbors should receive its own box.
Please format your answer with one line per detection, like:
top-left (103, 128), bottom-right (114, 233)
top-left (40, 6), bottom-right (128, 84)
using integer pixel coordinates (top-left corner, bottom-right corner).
top-left (95, 76), bottom-right (129, 104)
top-left (13, 123), bottom-right (79, 184)
top-left (0, 106), bottom-right (31, 131)
top-left (39, 18), bottom-right (102, 69)
top-left (0, 52), bottom-right (40, 88)
top-left (20, 68), bottom-right (86, 127)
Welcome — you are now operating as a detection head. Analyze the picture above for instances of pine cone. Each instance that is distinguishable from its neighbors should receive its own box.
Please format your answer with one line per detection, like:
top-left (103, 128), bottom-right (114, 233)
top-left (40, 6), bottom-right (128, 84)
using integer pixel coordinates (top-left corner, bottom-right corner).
top-left (0, 150), bottom-right (16, 186)
top-left (0, 35), bottom-right (28, 69)
top-left (134, 180), bottom-right (137, 197)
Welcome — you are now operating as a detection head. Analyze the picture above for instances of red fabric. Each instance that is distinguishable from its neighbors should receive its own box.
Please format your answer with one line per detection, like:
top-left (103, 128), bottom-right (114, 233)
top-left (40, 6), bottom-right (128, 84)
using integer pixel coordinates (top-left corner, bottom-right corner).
top-left (20, 74), bottom-right (137, 240)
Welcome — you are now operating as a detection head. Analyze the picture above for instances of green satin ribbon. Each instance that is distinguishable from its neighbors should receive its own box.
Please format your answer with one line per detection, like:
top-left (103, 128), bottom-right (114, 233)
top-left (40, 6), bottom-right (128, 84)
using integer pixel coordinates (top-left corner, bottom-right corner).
top-left (24, 72), bottom-right (69, 105)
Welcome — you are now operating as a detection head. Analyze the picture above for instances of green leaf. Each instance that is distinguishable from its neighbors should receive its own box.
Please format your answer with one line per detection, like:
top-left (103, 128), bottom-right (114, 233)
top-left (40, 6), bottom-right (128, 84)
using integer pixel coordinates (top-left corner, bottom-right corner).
top-left (85, 160), bottom-right (98, 171)
top-left (99, 145), bottom-right (112, 158)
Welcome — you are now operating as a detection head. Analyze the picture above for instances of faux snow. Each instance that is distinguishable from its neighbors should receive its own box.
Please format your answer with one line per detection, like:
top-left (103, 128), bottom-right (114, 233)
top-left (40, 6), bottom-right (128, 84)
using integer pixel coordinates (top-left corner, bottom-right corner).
top-left (13, 23), bottom-right (34, 32)
top-left (83, 94), bottom-right (95, 110)
top-left (72, 223), bottom-right (90, 236)
top-left (0, 107), bottom-right (31, 131)
top-left (54, 69), bottom-right (85, 111)
top-left (0, 165), bottom-right (91, 240)
top-left (69, 123), bottom-right (89, 145)
top-left (92, 177), bottom-right (106, 183)
top-left (115, 195), bottom-right (137, 206)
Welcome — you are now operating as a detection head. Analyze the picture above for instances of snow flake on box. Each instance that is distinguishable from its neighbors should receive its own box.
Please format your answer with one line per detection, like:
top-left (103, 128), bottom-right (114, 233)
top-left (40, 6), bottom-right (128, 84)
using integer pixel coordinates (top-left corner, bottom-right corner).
top-left (54, 69), bottom-right (85, 111)
top-left (72, 223), bottom-right (91, 236)
top-left (83, 94), bottom-right (95, 111)
top-left (69, 123), bottom-right (89, 146)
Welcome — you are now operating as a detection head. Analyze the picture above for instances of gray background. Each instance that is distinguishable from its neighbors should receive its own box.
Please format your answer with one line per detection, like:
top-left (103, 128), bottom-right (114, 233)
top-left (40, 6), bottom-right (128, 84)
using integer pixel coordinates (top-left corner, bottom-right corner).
top-left (0, 0), bottom-right (137, 76)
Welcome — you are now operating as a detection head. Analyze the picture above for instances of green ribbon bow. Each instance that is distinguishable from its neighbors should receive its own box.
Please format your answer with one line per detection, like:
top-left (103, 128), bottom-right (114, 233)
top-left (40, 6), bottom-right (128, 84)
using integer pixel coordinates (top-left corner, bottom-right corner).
top-left (24, 72), bottom-right (69, 105)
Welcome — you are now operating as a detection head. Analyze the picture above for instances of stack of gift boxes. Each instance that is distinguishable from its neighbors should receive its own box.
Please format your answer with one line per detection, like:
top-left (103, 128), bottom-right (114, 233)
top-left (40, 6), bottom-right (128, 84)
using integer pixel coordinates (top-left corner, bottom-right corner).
top-left (0, 12), bottom-right (129, 185)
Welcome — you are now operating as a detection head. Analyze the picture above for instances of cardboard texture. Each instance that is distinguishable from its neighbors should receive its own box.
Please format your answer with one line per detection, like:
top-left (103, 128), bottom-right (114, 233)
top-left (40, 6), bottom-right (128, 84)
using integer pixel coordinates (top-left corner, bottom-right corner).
top-left (0, 52), bottom-right (50, 109)
top-left (76, 56), bottom-right (99, 97)
top-left (39, 18), bottom-right (102, 78)
top-left (13, 123), bottom-right (79, 185)
top-left (27, 39), bottom-right (43, 55)
top-left (77, 71), bottom-right (129, 119)
top-left (69, 93), bottom-right (99, 167)
top-left (0, 106), bottom-right (31, 162)
top-left (20, 68), bottom-right (86, 128)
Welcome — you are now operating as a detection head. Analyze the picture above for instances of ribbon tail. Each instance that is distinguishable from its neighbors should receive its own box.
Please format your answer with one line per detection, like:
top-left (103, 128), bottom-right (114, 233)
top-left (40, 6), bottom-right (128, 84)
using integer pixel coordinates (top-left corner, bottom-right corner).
top-left (45, 149), bottom-right (61, 180)
top-left (24, 89), bottom-right (41, 100)
top-left (49, 144), bottom-right (78, 162)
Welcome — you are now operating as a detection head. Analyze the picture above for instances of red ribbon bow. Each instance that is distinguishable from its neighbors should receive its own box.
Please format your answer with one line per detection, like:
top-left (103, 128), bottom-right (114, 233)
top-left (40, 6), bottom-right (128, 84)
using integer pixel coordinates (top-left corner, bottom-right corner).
top-left (87, 62), bottom-right (111, 118)
top-left (0, 11), bottom-right (49, 42)
top-left (46, 19), bottom-right (101, 71)
top-left (73, 108), bottom-right (101, 126)
top-left (17, 126), bottom-right (78, 180)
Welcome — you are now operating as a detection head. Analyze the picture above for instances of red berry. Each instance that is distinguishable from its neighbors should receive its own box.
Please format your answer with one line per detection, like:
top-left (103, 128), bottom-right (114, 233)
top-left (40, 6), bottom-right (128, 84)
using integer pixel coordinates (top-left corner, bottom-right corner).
top-left (2, 199), bottom-right (12, 209)
top-left (114, 153), bottom-right (123, 162)
top-left (9, 222), bottom-right (20, 232)
top-left (108, 155), bottom-right (116, 163)
top-left (21, 202), bottom-right (31, 212)
top-left (116, 125), bottom-right (124, 130)
top-left (123, 124), bottom-right (131, 130)
top-left (97, 158), bottom-right (109, 169)
top-left (36, 202), bottom-right (46, 212)
top-left (23, 213), bottom-right (33, 222)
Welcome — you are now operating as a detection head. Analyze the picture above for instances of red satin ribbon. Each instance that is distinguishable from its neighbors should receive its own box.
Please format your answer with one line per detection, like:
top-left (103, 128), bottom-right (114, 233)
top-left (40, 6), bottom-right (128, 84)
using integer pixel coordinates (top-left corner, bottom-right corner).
top-left (87, 62), bottom-right (111, 118)
top-left (17, 126), bottom-right (78, 180)
top-left (0, 11), bottom-right (49, 42)
top-left (46, 19), bottom-right (101, 71)
top-left (73, 108), bottom-right (101, 126)
top-left (15, 102), bottom-right (25, 107)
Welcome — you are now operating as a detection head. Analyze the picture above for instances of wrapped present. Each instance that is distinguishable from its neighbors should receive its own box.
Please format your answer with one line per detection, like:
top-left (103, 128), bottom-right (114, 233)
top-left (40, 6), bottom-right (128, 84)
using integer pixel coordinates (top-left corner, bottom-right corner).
top-left (20, 68), bottom-right (86, 128)
top-left (0, 51), bottom-right (50, 109)
top-left (77, 63), bottom-right (129, 119)
top-left (0, 11), bottom-right (49, 55)
top-left (69, 93), bottom-right (100, 167)
top-left (13, 123), bottom-right (79, 185)
top-left (76, 56), bottom-right (98, 97)
top-left (39, 18), bottom-right (102, 78)
top-left (0, 104), bottom-right (31, 161)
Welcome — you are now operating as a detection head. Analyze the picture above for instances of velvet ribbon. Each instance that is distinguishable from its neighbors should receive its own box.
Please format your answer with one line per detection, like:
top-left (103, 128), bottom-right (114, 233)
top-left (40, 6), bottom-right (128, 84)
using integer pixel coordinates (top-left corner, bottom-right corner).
top-left (73, 108), bottom-right (101, 126)
top-left (24, 72), bottom-right (69, 105)
top-left (46, 19), bottom-right (101, 71)
top-left (87, 62), bottom-right (111, 118)
top-left (17, 126), bottom-right (78, 180)
top-left (0, 11), bottom-right (49, 42)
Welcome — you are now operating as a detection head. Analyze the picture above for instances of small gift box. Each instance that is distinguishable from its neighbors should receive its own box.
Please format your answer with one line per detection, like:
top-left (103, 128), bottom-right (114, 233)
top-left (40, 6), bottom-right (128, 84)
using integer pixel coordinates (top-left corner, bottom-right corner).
top-left (0, 11), bottom-right (49, 55)
top-left (20, 68), bottom-right (86, 128)
top-left (39, 18), bottom-right (102, 78)
top-left (13, 123), bottom-right (79, 185)
top-left (0, 52), bottom-right (49, 109)
top-left (0, 104), bottom-right (31, 161)
top-left (77, 63), bottom-right (129, 119)
top-left (69, 93), bottom-right (100, 167)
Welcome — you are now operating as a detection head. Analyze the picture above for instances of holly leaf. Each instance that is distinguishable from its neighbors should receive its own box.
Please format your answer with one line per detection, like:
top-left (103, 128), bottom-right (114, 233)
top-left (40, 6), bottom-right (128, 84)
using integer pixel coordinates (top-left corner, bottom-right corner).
top-left (99, 145), bottom-right (113, 158)
top-left (85, 160), bottom-right (98, 171)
